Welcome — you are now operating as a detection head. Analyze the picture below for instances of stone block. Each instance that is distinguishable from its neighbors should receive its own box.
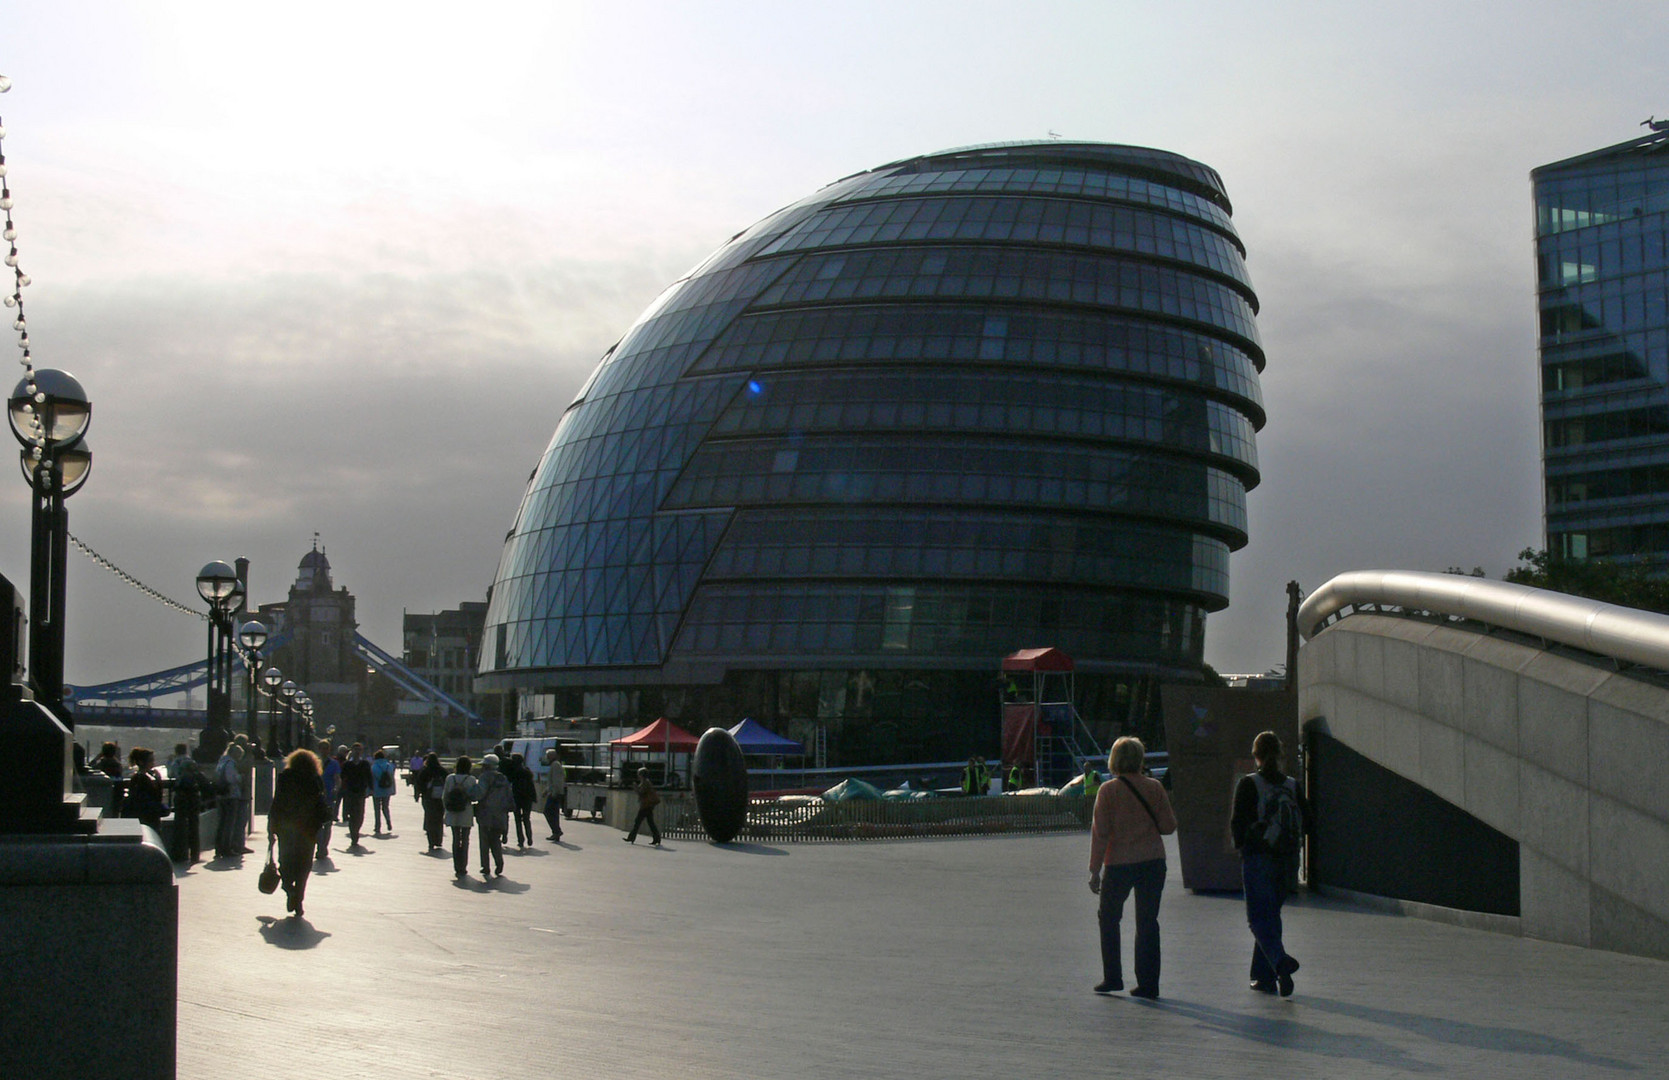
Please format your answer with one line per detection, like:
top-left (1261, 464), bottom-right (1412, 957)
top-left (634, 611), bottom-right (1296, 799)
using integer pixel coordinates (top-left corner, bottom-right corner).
top-left (1519, 763), bottom-right (1589, 877)
top-left (0, 830), bottom-right (176, 1080)
top-left (1590, 882), bottom-right (1669, 961)
top-left (1462, 735), bottom-right (1520, 837)
top-left (1461, 657), bottom-right (1518, 752)
top-left (1587, 794), bottom-right (1669, 923)
top-left (1419, 714), bottom-right (1466, 808)
top-left (1330, 627), bottom-right (1359, 689)
top-left (1520, 845), bottom-right (1590, 948)
top-left (1382, 637), bottom-right (1421, 713)
top-left (1382, 700), bottom-right (1424, 783)
top-left (1417, 643), bottom-right (1465, 730)
top-left (1517, 676), bottom-right (1588, 785)
top-left (1520, 650), bottom-right (1612, 699)
top-left (1355, 631), bottom-right (1386, 700)
top-left (1588, 699), bottom-right (1669, 820)
top-left (1328, 687), bottom-right (1386, 766)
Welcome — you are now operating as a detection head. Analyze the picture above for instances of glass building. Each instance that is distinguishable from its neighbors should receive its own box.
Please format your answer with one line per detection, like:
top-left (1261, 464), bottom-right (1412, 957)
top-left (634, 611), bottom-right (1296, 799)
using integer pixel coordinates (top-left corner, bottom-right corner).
top-left (1536, 127), bottom-right (1669, 563)
top-left (479, 142), bottom-right (1265, 763)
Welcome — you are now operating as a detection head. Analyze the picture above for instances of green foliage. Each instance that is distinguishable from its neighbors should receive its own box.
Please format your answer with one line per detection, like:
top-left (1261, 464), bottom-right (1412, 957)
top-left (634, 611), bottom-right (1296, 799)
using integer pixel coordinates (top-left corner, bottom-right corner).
top-left (1503, 547), bottom-right (1669, 615)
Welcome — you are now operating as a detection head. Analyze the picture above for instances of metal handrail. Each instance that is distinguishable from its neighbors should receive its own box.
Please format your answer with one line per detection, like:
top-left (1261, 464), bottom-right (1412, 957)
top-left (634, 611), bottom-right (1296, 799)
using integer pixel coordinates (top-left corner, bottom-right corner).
top-left (1296, 569), bottom-right (1669, 671)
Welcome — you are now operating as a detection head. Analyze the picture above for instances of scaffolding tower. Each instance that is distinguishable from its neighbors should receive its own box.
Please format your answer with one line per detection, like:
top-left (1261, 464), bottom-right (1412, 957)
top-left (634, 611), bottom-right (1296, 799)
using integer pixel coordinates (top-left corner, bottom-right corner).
top-left (999, 647), bottom-right (1105, 788)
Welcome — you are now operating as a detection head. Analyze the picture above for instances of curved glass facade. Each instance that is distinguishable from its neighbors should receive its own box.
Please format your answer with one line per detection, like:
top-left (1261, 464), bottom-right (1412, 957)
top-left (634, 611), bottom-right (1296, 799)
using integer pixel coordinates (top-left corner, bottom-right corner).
top-left (481, 142), bottom-right (1264, 759)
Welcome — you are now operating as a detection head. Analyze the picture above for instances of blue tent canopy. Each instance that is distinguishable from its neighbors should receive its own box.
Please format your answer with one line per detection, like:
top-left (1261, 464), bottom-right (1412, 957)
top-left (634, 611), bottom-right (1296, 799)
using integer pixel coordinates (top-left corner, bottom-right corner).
top-left (727, 718), bottom-right (805, 756)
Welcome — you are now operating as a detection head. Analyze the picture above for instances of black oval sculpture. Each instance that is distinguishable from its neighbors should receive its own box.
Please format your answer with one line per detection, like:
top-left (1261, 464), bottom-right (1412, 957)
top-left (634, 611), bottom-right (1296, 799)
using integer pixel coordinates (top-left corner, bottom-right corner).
top-left (693, 727), bottom-right (749, 843)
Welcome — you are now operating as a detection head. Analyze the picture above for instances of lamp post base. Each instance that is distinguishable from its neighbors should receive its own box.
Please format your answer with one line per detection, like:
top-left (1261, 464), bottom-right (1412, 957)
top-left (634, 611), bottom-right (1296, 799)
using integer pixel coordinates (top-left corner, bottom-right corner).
top-left (0, 691), bottom-right (97, 835)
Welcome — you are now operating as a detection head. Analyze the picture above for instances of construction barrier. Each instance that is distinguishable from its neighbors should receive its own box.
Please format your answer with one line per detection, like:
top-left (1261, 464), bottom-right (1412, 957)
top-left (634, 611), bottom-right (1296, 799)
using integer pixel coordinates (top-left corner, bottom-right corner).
top-left (661, 792), bottom-right (1091, 842)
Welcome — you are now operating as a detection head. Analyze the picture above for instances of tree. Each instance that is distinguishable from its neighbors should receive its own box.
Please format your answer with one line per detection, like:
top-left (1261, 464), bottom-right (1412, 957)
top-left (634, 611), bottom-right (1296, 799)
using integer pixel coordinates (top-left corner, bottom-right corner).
top-left (1503, 547), bottom-right (1669, 615)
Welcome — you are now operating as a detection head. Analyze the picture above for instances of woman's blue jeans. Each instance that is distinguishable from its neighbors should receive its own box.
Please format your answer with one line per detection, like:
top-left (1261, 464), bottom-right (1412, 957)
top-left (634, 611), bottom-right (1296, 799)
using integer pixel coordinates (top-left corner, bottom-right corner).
top-left (1242, 850), bottom-right (1290, 983)
top-left (1098, 857), bottom-right (1166, 991)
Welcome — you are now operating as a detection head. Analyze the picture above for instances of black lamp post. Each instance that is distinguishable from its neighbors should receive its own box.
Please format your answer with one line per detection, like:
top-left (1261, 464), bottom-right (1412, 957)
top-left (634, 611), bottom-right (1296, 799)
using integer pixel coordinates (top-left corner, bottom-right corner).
top-left (294, 690), bottom-right (312, 749)
top-left (280, 679), bottom-right (297, 751)
top-left (236, 620), bottom-right (267, 739)
top-left (195, 560), bottom-right (240, 743)
top-left (8, 369), bottom-right (91, 723)
top-left (261, 665), bottom-right (283, 751)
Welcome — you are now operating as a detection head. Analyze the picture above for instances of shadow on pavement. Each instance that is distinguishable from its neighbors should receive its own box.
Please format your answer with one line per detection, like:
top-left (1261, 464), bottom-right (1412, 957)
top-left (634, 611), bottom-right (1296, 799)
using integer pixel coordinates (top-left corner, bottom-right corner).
top-left (256, 915), bottom-right (331, 950)
top-left (1123, 996), bottom-right (1441, 1073)
top-left (712, 841), bottom-right (789, 856)
top-left (1303, 997), bottom-right (1639, 1071)
top-left (201, 857), bottom-right (245, 872)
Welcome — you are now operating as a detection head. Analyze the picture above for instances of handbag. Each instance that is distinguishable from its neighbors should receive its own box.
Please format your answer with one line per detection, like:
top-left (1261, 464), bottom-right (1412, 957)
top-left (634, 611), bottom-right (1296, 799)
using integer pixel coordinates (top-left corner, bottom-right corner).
top-left (258, 835), bottom-right (281, 895)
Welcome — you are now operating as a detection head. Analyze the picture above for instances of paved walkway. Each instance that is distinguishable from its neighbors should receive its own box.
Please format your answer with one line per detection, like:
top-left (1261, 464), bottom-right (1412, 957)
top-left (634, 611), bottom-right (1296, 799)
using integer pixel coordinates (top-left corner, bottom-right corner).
top-left (176, 817), bottom-right (1668, 1079)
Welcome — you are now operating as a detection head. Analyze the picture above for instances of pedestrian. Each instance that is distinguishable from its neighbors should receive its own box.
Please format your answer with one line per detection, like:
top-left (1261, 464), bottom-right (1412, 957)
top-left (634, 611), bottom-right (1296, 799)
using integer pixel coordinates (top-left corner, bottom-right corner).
top-left (541, 747), bottom-right (566, 842)
top-left (1232, 730), bottom-right (1308, 997)
top-left (316, 739), bottom-right (341, 859)
top-left (123, 747), bottom-right (170, 830)
top-left (268, 748), bottom-right (329, 919)
top-left (173, 757), bottom-right (207, 862)
top-left (1007, 761), bottom-right (1024, 791)
top-left (442, 755), bottom-right (478, 880)
top-left (623, 766), bottom-right (661, 846)
top-left (213, 742), bottom-right (250, 858)
top-left (91, 741), bottom-right (124, 778)
top-left (1088, 736), bottom-right (1177, 999)
top-left (339, 743), bottom-right (373, 845)
top-left (508, 752), bottom-right (537, 850)
top-left (415, 751), bottom-right (449, 851)
top-left (166, 743), bottom-right (194, 780)
top-left (330, 746), bottom-right (348, 821)
top-left (370, 748), bottom-right (397, 836)
top-left (473, 754), bottom-right (513, 877)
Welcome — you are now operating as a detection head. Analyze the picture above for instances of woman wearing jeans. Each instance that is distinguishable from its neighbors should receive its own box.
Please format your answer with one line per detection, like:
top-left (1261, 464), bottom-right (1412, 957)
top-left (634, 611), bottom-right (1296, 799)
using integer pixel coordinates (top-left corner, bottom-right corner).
top-left (1088, 736), bottom-right (1177, 998)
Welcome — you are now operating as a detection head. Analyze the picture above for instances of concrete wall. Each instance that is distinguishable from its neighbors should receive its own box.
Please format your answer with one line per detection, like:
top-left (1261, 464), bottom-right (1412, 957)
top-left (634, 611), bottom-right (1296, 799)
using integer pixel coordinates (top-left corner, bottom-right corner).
top-left (1300, 613), bottom-right (1669, 959)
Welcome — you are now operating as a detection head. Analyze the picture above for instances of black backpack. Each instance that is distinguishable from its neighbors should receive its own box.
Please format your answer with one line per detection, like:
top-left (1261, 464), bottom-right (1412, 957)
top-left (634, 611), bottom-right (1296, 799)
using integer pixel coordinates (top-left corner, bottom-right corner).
top-left (1250, 773), bottom-right (1302, 857)
top-left (444, 782), bottom-right (469, 813)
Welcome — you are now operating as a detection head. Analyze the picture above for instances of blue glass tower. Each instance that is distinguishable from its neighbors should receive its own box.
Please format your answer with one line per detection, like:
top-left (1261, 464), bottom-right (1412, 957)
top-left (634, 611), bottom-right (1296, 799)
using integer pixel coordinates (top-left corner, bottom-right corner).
top-left (1537, 128), bottom-right (1669, 562)
top-left (480, 142), bottom-right (1264, 761)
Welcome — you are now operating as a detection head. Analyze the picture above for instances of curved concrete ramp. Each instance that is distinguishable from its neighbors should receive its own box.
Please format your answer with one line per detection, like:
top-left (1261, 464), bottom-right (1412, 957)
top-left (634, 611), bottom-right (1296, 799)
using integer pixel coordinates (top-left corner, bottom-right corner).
top-left (1300, 597), bottom-right (1669, 961)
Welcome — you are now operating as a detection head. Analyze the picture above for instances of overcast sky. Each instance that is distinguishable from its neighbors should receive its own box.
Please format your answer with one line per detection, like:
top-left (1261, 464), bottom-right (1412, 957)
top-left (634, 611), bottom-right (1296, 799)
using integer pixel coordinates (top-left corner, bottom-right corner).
top-left (0, 1), bottom-right (1662, 689)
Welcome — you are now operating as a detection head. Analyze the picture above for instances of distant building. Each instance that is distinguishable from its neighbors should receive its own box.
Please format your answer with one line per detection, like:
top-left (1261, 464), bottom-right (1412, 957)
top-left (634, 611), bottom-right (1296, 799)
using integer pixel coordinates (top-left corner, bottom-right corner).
top-left (477, 141), bottom-right (1267, 763)
top-left (256, 544), bottom-right (364, 733)
top-left (401, 601), bottom-right (489, 721)
top-left (1536, 126), bottom-right (1669, 563)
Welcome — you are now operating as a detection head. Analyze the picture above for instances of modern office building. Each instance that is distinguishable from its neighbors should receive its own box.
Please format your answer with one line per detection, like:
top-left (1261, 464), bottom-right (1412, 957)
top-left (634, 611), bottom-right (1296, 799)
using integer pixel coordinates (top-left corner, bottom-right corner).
top-left (1536, 125), bottom-right (1669, 563)
top-left (479, 141), bottom-right (1265, 762)
top-left (401, 601), bottom-right (490, 718)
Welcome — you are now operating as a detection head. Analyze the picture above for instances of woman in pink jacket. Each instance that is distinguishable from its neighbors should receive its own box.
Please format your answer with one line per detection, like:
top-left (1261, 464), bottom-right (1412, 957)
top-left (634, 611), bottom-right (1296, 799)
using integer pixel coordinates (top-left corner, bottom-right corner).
top-left (1088, 736), bottom-right (1177, 998)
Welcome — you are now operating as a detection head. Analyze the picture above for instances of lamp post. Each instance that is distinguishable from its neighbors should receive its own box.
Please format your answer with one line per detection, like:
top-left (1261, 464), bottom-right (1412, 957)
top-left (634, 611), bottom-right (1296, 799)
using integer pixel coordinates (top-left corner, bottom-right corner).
top-left (8, 369), bottom-right (91, 722)
top-left (262, 665), bottom-right (283, 752)
top-left (295, 691), bottom-right (312, 748)
top-left (280, 678), bottom-right (297, 753)
top-left (195, 560), bottom-right (240, 742)
top-left (236, 620), bottom-right (267, 740)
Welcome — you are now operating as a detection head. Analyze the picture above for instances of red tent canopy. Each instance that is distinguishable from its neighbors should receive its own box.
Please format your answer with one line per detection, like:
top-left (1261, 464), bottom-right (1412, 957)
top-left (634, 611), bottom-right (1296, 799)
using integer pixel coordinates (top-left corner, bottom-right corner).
top-left (610, 717), bottom-right (701, 750)
top-left (1002, 647), bottom-right (1074, 672)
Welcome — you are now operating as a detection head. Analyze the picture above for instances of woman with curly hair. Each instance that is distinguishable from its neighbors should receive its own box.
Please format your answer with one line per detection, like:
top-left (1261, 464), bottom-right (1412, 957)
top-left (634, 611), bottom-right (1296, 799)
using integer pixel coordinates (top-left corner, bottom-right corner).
top-left (268, 749), bottom-right (329, 918)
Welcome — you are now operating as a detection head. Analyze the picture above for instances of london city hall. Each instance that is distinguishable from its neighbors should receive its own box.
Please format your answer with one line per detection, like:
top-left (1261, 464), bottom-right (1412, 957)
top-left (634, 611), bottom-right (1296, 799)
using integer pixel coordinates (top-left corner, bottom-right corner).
top-left (479, 142), bottom-right (1264, 764)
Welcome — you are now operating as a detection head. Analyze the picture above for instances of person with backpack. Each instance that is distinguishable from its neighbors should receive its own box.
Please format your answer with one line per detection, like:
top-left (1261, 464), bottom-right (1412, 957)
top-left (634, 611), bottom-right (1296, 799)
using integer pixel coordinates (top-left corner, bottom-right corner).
top-left (369, 749), bottom-right (397, 836)
top-left (473, 754), bottom-right (514, 877)
top-left (441, 756), bottom-right (478, 880)
top-left (1231, 730), bottom-right (1309, 997)
top-left (1087, 736), bottom-right (1177, 998)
